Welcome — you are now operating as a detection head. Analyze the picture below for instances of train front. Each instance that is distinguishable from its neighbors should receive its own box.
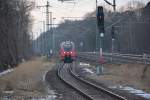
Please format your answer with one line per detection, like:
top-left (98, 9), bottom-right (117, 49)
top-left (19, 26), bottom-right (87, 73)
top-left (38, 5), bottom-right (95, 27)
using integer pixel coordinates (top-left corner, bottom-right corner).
top-left (60, 41), bottom-right (76, 63)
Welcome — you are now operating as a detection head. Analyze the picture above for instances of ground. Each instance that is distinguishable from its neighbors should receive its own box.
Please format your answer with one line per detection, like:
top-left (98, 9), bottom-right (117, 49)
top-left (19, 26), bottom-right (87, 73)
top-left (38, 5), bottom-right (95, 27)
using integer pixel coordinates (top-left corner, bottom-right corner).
top-left (1, 57), bottom-right (150, 100)
top-left (78, 62), bottom-right (150, 99)
top-left (0, 57), bottom-right (56, 99)
top-left (45, 64), bottom-right (87, 100)
top-left (89, 63), bottom-right (150, 92)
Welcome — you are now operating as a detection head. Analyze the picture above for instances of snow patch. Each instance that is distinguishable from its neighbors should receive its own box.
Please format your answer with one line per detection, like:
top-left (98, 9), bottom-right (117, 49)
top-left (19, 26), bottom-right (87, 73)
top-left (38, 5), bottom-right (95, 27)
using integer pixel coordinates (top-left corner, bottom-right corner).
top-left (30, 95), bottom-right (57, 100)
top-left (109, 85), bottom-right (150, 99)
top-left (3, 91), bottom-right (14, 94)
top-left (2, 94), bottom-right (57, 100)
top-left (137, 94), bottom-right (150, 99)
top-left (41, 71), bottom-right (58, 100)
top-left (43, 70), bottom-right (49, 82)
top-left (83, 68), bottom-right (94, 74)
top-left (46, 95), bottom-right (57, 99)
top-left (79, 62), bottom-right (90, 66)
top-left (0, 69), bottom-right (14, 76)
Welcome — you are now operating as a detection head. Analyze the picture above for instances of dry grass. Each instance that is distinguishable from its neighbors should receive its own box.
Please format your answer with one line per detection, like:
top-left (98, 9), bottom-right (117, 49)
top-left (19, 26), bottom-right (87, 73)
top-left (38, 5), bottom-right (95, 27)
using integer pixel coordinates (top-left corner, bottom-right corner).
top-left (0, 57), bottom-right (54, 96)
top-left (88, 63), bottom-right (150, 92)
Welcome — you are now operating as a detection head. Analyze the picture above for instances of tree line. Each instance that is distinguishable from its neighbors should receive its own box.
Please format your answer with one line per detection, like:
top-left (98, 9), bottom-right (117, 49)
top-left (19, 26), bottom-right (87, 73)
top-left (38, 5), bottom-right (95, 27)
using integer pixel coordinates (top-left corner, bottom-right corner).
top-left (35, 1), bottom-right (150, 55)
top-left (0, 0), bottom-right (33, 71)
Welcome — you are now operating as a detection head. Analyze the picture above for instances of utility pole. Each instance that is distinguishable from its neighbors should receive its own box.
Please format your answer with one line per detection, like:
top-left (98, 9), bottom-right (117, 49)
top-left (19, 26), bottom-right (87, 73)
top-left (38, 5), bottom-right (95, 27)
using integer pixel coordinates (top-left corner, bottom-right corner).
top-left (40, 21), bottom-right (45, 32)
top-left (37, 1), bottom-right (52, 55)
top-left (113, 0), bottom-right (116, 11)
top-left (96, 3), bottom-right (105, 75)
top-left (39, 21), bottom-right (45, 55)
top-left (40, 29), bottom-right (42, 55)
top-left (111, 26), bottom-right (115, 62)
top-left (46, 1), bottom-right (51, 31)
top-left (52, 18), bottom-right (56, 52)
top-left (42, 21), bottom-right (46, 55)
top-left (37, 32), bottom-right (39, 54)
top-left (102, 0), bottom-right (116, 62)
top-left (95, 0), bottom-right (99, 51)
top-left (48, 12), bottom-right (53, 55)
top-left (37, 1), bottom-right (51, 31)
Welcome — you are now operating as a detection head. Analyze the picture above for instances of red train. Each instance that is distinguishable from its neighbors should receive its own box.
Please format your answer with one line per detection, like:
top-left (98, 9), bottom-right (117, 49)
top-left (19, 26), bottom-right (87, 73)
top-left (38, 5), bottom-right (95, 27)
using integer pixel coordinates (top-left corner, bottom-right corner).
top-left (60, 41), bottom-right (76, 63)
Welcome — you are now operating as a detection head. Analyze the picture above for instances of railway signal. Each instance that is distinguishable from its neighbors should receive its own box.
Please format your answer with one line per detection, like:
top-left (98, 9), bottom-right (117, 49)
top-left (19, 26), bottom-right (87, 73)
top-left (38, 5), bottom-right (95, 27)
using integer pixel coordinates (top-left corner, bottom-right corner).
top-left (111, 26), bottom-right (115, 39)
top-left (111, 26), bottom-right (115, 62)
top-left (96, 6), bottom-right (105, 52)
top-left (97, 6), bottom-right (105, 34)
top-left (96, 6), bottom-right (105, 75)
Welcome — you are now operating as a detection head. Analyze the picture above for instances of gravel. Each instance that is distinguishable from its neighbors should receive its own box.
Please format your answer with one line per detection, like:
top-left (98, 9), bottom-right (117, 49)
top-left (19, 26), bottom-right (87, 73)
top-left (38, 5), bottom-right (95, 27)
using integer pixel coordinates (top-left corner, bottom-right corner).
top-left (45, 63), bottom-right (87, 100)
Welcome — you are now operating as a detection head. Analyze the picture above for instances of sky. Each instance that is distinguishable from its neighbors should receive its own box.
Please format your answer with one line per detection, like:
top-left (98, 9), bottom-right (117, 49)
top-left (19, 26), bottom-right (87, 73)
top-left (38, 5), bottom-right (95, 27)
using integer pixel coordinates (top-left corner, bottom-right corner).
top-left (30, 0), bottom-right (149, 38)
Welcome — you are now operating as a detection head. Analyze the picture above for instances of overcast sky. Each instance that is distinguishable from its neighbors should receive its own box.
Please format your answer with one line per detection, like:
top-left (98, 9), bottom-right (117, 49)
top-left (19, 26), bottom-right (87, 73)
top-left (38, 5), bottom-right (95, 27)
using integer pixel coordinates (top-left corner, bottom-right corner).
top-left (31, 0), bottom-right (149, 37)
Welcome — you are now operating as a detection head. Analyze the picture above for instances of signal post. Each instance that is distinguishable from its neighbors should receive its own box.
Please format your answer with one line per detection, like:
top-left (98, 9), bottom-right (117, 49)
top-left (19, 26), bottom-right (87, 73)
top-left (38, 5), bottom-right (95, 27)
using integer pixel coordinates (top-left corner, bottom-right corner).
top-left (96, 0), bottom-right (116, 75)
top-left (96, 6), bottom-right (105, 75)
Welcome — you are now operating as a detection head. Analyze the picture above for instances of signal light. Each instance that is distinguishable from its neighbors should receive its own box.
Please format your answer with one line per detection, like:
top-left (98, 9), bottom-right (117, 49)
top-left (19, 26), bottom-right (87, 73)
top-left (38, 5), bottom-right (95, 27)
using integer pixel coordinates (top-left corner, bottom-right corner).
top-left (111, 26), bottom-right (115, 39)
top-left (97, 6), bottom-right (104, 34)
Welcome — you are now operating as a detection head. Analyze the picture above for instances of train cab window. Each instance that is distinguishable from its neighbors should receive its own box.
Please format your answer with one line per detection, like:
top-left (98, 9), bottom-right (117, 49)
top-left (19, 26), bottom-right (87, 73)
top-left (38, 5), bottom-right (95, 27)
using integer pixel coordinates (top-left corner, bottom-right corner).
top-left (63, 45), bottom-right (73, 51)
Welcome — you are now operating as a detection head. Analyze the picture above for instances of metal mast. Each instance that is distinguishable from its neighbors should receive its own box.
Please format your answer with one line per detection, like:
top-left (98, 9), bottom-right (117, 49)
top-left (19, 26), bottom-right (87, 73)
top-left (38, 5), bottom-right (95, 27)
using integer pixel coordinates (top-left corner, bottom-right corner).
top-left (37, 1), bottom-right (52, 55)
top-left (96, 0), bottom-right (99, 51)
top-left (46, 1), bottom-right (50, 31)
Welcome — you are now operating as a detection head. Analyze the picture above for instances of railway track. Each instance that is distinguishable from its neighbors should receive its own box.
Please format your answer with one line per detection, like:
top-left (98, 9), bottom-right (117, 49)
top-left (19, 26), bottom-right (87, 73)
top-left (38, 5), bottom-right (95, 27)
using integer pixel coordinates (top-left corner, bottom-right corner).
top-left (57, 63), bottom-right (127, 100)
top-left (78, 52), bottom-right (150, 64)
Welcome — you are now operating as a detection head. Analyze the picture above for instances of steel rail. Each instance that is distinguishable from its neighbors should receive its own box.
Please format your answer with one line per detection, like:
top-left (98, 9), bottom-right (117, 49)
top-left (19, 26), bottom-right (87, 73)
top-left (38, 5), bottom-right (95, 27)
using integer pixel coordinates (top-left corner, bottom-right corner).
top-left (69, 66), bottom-right (127, 100)
top-left (78, 52), bottom-right (150, 64)
top-left (57, 64), bottom-right (94, 100)
top-left (57, 63), bottom-right (127, 100)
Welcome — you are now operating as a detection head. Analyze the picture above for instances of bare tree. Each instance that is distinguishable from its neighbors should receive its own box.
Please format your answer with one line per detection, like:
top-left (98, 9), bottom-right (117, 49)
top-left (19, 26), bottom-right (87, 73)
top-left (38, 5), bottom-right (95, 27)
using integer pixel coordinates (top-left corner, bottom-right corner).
top-left (0, 0), bottom-right (34, 69)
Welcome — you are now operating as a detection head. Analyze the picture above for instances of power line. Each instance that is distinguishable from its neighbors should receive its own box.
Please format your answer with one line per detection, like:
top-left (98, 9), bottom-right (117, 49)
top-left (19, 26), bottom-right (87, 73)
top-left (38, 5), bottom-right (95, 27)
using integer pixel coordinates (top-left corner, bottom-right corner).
top-left (37, 1), bottom-right (53, 55)
top-left (37, 1), bottom-right (51, 31)
top-left (103, 0), bottom-right (116, 11)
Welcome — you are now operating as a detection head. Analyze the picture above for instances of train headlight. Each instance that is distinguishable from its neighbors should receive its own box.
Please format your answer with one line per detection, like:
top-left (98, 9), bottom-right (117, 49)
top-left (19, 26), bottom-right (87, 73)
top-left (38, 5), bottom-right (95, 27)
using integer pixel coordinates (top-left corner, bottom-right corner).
top-left (64, 52), bottom-right (66, 54)
top-left (70, 52), bottom-right (73, 54)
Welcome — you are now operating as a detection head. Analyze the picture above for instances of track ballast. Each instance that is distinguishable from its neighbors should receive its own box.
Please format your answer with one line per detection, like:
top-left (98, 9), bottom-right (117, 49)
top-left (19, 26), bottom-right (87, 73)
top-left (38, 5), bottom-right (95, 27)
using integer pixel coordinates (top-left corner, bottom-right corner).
top-left (57, 63), bottom-right (127, 100)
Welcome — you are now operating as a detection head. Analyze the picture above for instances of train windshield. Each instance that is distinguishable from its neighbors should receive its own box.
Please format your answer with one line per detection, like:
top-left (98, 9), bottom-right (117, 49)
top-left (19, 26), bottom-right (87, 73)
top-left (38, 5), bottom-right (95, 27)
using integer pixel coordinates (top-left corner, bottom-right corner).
top-left (63, 45), bottom-right (73, 51)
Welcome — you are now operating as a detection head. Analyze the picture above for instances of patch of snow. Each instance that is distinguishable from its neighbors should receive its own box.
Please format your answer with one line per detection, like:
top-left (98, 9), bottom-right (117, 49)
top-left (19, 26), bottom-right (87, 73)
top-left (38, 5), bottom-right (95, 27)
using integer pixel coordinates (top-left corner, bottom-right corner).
top-left (121, 86), bottom-right (135, 91)
top-left (109, 85), bottom-right (150, 99)
top-left (137, 93), bottom-right (150, 99)
top-left (3, 94), bottom-right (57, 100)
top-left (83, 68), bottom-right (94, 74)
top-left (79, 62), bottom-right (90, 66)
top-left (41, 71), bottom-right (58, 100)
top-left (109, 86), bottom-right (118, 89)
top-left (129, 89), bottom-right (145, 94)
top-left (43, 71), bottom-right (49, 82)
top-left (1, 97), bottom-right (11, 100)
top-left (31, 95), bottom-right (57, 100)
top-left (3, 91), bottom-right (14, 94)
top-left (0, 69), bottom-right (14, 77)
top-left (22, 58), bottom-right (26, 62)
top-left (47, 95), bottom-right (57, 100)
